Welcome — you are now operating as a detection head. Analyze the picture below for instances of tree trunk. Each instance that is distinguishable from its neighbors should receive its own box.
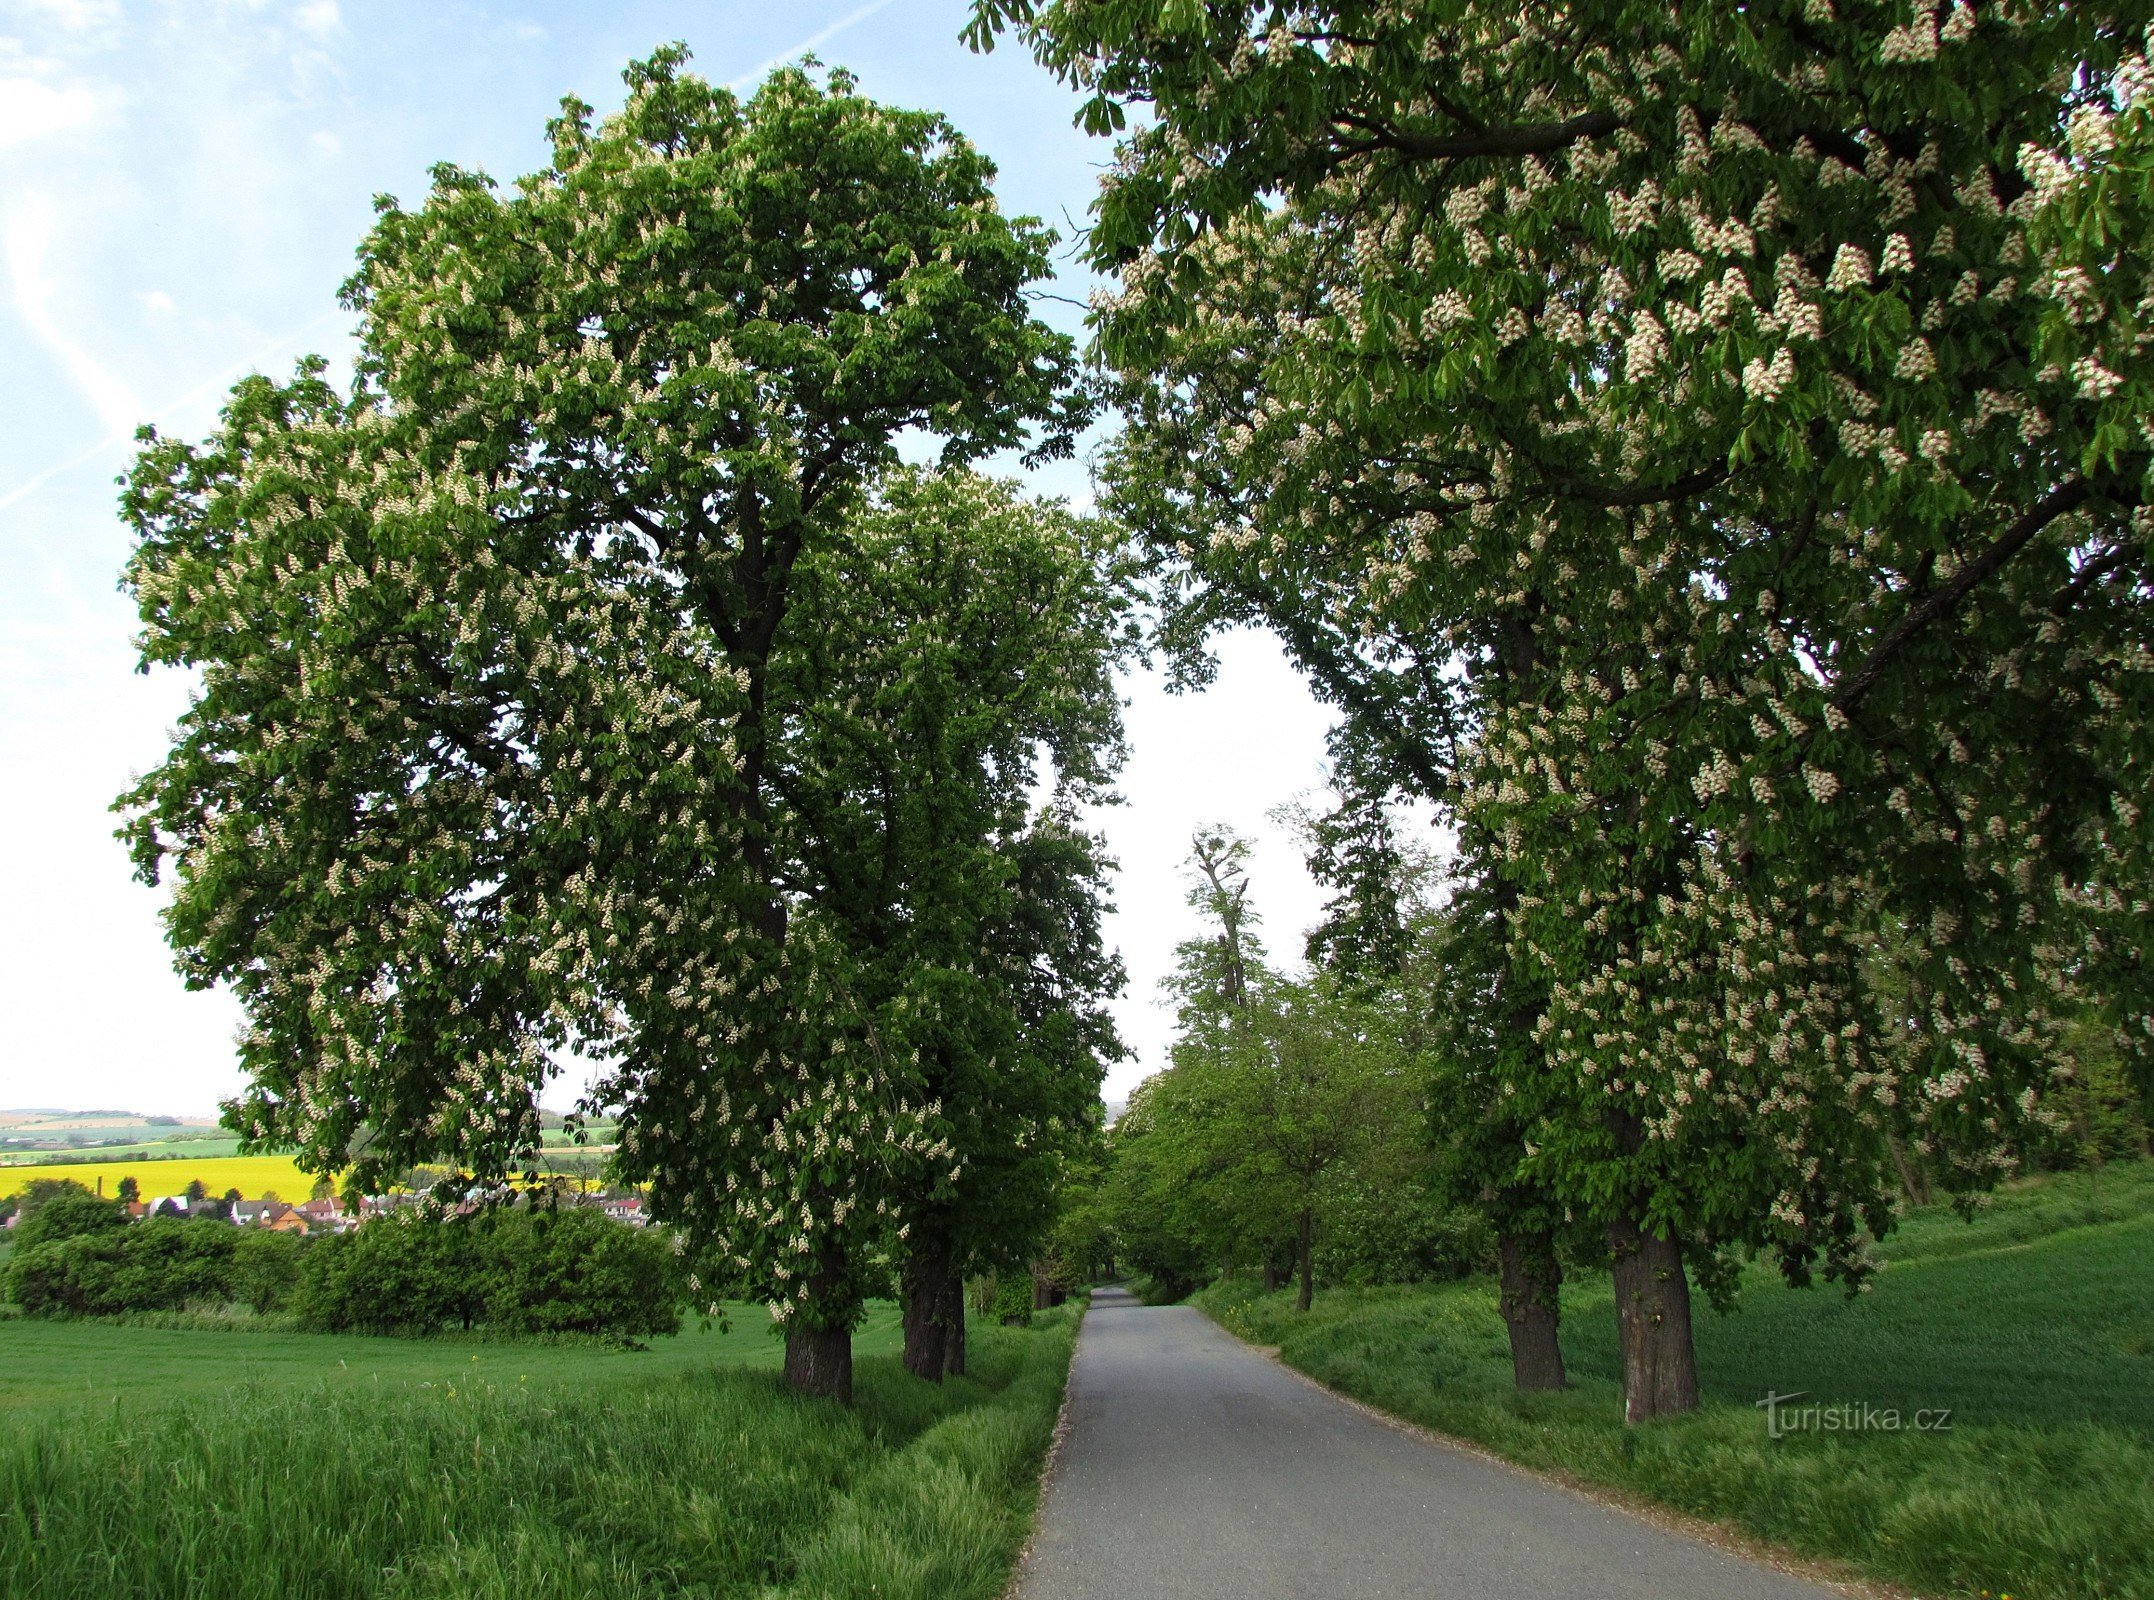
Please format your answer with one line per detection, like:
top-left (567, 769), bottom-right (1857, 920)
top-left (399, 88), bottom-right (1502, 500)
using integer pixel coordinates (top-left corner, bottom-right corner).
top-left (1887, 1135), bottom-right (1933, 1207)
top-left (784, 1321), bottom-right (853, 1402)
top-left (1295, 1206), bottom-right (1314, 1313)
top-left (940, 1271), bottom-right (967, 1378)
top-left (1259, 1261), bottom-right (1279, 1292)
top-left (900, 1239), bottom-right (955, 1383)
top-left (1606, 1212), bottom-right (1699, 1423)
top-left (780, 1237), bottom-right (853, 1403)
top-left (1495, 1229), bottom-right (1567, 1391)
top-left (1032, 1260), bottom-right (1055, 1311)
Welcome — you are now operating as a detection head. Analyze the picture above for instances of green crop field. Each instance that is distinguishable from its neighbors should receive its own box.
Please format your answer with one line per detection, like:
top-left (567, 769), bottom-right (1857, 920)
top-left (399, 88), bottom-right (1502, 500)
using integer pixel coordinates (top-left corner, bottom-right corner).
top-left (1198, 1162), bottom-right (2154, 1600)
top-left (0, 1136), bottom-right (250, 1165)
top-left (0, 1298), bottom-right (1076, 1600)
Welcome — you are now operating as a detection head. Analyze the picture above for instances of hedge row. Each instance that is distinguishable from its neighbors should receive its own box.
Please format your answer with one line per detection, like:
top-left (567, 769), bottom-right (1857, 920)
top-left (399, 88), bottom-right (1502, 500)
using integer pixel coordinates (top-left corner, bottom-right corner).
top-left (3, 1207), bottom-right (681, 1341)
top-left (295, 1207), bottom-right (682, 1338)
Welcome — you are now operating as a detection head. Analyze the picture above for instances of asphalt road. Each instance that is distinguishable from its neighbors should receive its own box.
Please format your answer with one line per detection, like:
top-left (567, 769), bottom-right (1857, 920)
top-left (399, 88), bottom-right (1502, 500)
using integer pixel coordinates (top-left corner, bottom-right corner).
top-left (1014, 1287), bottom-right (1839, 1600)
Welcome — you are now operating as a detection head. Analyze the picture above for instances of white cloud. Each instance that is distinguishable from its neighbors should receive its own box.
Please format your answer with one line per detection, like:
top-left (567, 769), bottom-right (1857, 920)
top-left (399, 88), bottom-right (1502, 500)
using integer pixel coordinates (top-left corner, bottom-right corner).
top-left (0, 73), bottom-right (102, 148)
top-left (6, 195), bottom-right (142, 436)
top-left (291, 0), bottom-right (339, 37)
top-left (310, 128), bottom-right (338, 155)
top-left (10, 0), bottom-right (121, 30)
top-left (138, 286), bottom-right (174, 316)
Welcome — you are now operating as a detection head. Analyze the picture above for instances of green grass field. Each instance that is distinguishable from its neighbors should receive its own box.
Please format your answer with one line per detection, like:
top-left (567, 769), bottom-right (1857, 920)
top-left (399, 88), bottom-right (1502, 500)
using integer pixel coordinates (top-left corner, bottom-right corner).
top-left (0, 1298), bottom-right (1075, 1599)
top-left (1198, 1163), bottom-right (2154, 1600)
top-left (0, 1302), bottom-right (905, 1414)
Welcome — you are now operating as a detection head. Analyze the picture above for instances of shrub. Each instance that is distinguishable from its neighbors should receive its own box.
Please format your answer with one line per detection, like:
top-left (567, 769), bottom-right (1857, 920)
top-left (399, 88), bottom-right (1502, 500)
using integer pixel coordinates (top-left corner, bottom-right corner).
top-left (11, 1185), bottom-right (126, 1252)
top-left (1315, 1182), bottom-right (1493, 1288)
top-left (293, 1215), bottom-right (486, 1335)
top-left (230, 1228), bottom-right (305, 1314)
top-left (294, 1207), bottom-right (681, 1340)
top-left (990, 1275), bottom-right (1033, 1328)
top-left (481, 1207), bottom-right (682, 1340)
top-left (6, 1219), bottom-right (235, 1316)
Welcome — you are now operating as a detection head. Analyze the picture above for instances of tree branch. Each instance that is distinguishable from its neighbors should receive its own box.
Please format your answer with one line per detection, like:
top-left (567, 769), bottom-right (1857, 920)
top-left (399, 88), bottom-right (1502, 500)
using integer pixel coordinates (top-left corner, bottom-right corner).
top-left (1332, 108), bottom-right (1621, 162)
top-left (1831, 479), bottom-right (2093, 713)
top-left (2049, 542), bottom-right (2139, 614)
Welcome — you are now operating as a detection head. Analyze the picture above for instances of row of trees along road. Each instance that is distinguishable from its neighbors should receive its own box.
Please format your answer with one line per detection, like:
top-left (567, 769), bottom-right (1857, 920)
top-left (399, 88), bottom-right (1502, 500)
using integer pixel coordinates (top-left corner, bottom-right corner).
top-left (974, 2), bottom-right (2154, 1420)
top-left (118, 53), bottom-right (1129, 1401)
top-left (1102, 828), bottom-right (1428, 1313)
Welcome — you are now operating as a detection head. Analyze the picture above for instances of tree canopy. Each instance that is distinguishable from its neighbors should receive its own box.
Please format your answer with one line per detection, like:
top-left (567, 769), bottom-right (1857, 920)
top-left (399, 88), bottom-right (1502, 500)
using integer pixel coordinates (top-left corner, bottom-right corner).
top-left (770, 466), bottom-right (1133, 1376)
top-left (976, 0), bottom-right (2154, 1415)
top-left (118, 49), bottom-right (1097, 1394)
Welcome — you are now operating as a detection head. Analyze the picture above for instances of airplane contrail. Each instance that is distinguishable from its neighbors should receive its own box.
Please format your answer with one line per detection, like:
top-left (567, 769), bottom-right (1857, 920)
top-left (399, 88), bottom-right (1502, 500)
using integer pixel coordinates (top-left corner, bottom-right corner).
top-left (0, 310), bottom-right (352, 517)
top-left (728, 0), bottom-right (904, 90)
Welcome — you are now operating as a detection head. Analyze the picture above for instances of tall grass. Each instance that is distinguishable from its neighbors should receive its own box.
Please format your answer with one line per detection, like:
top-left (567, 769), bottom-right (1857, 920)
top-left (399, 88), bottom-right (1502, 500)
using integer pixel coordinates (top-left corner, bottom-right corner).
top-left (0, 1305), bottom-right (1078, 1600)
top-left (1198, 1165), bottom-right (2154, 1600)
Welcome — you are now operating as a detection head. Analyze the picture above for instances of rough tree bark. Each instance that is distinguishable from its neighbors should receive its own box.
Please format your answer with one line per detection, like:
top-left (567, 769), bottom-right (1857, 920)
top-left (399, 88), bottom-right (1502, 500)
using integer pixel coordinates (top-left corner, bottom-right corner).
top-left (1495, 1229), bottom-right (1567, 1390)
top-left (782, 1238), bottom-right (854, 1403)
top-left (940, 1272), bottom-right (967, 1377)
top-left (1295, 1206), bottom-right (1315, 1313)
top-left (900, 1239), bottom-right (956, 1383)
top-left (1606, 1212), bottom-right (1700, 1423)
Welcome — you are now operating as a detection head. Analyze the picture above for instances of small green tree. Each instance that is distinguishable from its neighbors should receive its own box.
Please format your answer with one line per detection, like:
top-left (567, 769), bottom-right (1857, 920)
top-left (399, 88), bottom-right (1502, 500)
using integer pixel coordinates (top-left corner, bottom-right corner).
top-left (292, 1216), bottom-right (486, 1335)
top-left (1117, 834), bottom-right (1428, 1310)
top-left (483, 1208), bottom-right (682, 1340)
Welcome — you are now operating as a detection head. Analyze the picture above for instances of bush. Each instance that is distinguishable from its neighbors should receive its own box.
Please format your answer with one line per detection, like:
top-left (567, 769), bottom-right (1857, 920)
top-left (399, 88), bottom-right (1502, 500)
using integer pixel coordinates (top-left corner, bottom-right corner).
top-left (482, 1207), bottom-right (681, 1340)
top-left (3, 1197), bottom-right (679, 1340)
top-left (989, 1275), bottom-right (1033, 1328)
top-left (294, 1207), bottom-right (681, 1340)
top-left (293, 1214), bottom-right (487, 1335)
top-left (11, 1185), bottom-right (126, 1252)
top-left (231, 1228), bottom-right (305, 1314)
top-left (1314, 1183), bottom-right (1495, 1288)
top-left (6, 1219), bottom-right (235, 1316)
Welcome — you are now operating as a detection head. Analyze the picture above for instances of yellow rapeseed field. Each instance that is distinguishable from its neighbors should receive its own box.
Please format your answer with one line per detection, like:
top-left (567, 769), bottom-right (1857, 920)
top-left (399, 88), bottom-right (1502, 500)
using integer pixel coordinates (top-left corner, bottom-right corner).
top-left (0, 1154), bottom-right (327, 1202)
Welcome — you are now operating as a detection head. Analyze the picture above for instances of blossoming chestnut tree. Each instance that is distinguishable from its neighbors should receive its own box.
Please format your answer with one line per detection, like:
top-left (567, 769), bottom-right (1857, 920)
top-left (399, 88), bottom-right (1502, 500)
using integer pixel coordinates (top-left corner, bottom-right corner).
top-left (769, 468), bottom-right (1132, 1380)
top-left (975, 0), bottom-right (2154, 1417)
top-left (117, 51), bottom-right (1083, 1399)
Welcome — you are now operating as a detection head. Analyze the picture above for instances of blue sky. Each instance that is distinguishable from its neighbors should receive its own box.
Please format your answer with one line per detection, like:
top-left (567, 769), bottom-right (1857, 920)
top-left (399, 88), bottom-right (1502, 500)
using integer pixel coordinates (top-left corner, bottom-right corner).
top-left (0, 0), bottom-right (1342, 1116)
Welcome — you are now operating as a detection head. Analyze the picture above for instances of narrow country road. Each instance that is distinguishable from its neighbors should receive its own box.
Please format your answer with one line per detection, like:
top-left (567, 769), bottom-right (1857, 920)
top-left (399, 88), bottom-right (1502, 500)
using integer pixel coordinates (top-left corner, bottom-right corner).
top-left (1014, 1287), bottom-right (1838, 1600)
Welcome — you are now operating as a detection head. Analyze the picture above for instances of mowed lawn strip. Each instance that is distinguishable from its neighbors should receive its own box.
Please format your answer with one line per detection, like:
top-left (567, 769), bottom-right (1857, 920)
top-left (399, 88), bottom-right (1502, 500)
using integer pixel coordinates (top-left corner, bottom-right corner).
top-left (1197, 1164), bottom-right (2154, 1600)
top-left (0, 1300), bottom-right (1077, 1600)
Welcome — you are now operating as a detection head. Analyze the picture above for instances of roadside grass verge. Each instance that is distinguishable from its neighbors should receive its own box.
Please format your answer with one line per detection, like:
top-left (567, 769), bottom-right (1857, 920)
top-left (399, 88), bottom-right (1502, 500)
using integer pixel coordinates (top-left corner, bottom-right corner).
top-left (0, 1302), bottom-right (1078, 1600)
top-left (1196, 1164), bottom-right (2154, 1600)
